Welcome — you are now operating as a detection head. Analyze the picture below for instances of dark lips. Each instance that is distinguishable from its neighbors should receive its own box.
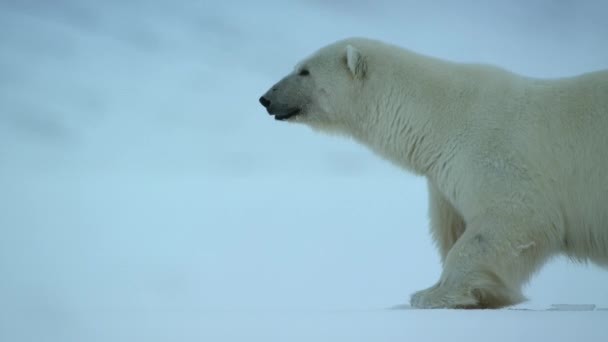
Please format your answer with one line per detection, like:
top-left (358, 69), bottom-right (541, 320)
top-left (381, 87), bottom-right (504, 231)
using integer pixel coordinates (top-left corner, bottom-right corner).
top-left (274, 108), bottom-right (301, 121)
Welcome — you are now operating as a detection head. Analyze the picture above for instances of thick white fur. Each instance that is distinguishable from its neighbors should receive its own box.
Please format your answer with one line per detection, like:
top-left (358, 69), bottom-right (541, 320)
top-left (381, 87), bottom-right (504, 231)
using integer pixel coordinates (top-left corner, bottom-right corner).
top-left (273, 37), bottom-right (608, 308)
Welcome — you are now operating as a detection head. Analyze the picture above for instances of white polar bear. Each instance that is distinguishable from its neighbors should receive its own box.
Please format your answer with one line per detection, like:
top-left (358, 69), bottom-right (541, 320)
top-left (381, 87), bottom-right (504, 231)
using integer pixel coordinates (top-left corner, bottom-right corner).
top-left (259, 38), bottom-right (608, 309)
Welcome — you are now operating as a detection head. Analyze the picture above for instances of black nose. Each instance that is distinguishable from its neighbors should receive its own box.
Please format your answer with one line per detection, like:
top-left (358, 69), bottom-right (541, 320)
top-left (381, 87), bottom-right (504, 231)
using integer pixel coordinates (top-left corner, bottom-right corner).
top-left (259, 96), bottom-right (271, 108)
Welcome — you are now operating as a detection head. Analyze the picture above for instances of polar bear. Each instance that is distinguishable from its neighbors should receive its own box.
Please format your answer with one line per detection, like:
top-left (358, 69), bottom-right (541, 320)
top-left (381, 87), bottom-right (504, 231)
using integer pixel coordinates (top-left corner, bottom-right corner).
top-left (258, 38), bottom-right (608, 309)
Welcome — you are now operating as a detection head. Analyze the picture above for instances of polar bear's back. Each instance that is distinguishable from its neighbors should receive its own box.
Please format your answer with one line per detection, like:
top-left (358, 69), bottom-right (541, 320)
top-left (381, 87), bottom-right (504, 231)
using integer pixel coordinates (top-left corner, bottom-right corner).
top-left (526, 70), bottom-right (608, 175)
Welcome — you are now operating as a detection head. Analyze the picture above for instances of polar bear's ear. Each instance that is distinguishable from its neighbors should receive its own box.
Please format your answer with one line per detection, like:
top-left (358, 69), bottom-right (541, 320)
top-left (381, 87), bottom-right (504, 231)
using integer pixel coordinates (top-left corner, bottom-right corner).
top-left (345, 45), bottom-right (366, 78)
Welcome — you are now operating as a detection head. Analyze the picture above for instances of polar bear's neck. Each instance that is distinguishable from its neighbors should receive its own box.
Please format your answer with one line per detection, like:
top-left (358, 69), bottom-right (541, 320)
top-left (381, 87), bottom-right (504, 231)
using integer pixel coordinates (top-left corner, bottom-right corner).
top-left (349, 48), bottom-right (483, 177)
top-left (353, 97), bottom-right (453, 176)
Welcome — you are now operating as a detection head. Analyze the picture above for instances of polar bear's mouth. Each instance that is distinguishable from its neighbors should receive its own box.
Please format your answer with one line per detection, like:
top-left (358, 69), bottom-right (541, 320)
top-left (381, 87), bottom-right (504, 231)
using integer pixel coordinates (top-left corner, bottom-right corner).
top-left (274, 108), bottom-right (301, 121)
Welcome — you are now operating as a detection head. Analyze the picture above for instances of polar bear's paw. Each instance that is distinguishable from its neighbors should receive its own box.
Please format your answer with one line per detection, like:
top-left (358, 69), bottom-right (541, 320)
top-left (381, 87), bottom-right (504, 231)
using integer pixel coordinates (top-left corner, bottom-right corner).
top-left (410, 277), bottom-right (525, 309)
top-left (410, 283), bottom-right (479, 309)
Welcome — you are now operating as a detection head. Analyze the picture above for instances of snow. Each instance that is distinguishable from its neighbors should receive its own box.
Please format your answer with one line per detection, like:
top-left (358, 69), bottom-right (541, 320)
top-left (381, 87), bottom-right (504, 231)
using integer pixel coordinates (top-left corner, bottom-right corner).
top-left (1, 1), bottom-right (608, 341)
top-left (6, 308), bottom-right (607, 342)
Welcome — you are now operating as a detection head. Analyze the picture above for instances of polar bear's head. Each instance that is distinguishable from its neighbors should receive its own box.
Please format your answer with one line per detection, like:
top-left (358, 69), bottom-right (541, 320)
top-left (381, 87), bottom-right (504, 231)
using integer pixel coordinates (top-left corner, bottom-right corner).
top-left (259, 40), bottom-right (367, 132)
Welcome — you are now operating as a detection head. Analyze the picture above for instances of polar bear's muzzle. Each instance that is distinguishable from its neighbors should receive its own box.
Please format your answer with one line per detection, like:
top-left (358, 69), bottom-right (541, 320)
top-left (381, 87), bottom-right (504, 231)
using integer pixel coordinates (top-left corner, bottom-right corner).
top-left (260, 96), bottom-right (302, 121)
top-left (260, 73), bottom-right (312, 121)
top-left (259, 95), bottom-right (302, 121)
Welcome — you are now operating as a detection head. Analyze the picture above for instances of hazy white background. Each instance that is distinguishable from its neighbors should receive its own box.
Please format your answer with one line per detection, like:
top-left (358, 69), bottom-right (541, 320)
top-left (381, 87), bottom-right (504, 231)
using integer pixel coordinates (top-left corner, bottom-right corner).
top-left (1, 1), bottom-right (607, 341)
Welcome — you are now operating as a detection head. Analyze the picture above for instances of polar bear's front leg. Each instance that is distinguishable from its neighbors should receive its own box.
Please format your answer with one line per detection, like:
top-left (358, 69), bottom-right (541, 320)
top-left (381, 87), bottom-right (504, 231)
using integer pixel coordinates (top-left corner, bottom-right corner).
top-left (411, 210), bottom-right (557, 309)
top-left (427, 181), bottom-right (466, 263)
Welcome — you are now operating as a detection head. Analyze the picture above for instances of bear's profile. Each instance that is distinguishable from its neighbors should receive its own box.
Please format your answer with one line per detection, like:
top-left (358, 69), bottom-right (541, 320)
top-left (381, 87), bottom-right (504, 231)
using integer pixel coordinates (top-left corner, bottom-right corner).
top-left (259, 38), bottom-right (608, 309)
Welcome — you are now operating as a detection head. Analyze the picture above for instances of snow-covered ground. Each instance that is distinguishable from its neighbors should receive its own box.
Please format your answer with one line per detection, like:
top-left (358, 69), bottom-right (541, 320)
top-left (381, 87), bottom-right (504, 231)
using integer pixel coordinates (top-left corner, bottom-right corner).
top-left (1, 1), bottom-right (607, 341)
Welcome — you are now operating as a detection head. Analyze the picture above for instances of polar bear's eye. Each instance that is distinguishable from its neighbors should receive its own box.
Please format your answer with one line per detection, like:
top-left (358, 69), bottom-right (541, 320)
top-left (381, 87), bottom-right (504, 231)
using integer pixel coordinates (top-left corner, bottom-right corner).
top-left (298, 69), bottom-right (310, 76)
